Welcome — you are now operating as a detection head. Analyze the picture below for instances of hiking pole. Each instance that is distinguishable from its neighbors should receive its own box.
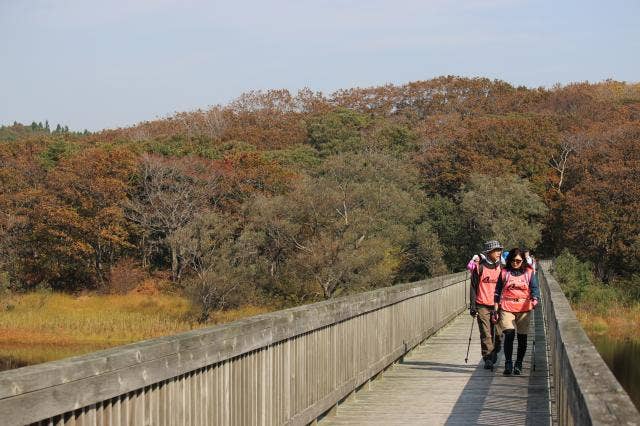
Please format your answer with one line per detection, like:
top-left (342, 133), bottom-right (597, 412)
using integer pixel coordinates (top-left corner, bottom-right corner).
top-left (532, 304), bottom-right (536, 372)
top-left (465, 314), bottom-right (475, 364)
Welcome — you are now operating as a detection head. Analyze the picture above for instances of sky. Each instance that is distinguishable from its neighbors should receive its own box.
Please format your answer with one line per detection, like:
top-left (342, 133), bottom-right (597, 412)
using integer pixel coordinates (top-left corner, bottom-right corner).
top-left (1, 0), bottom-right (639, 131)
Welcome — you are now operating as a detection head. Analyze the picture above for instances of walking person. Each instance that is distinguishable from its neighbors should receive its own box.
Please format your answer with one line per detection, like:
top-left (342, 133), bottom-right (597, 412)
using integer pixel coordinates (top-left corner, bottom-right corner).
top-left (494, 248), bottom-right (540, 375)
top-left (467, 240), bottom-right (503, 370)
top-left (523, 249), bottom-right (537, 272)
top-left (501, 250), bottom-right (509, 266)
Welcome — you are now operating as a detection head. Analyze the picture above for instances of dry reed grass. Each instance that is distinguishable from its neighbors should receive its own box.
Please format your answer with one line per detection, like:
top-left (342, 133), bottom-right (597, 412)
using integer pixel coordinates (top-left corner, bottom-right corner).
top-left (0, 291), bottom-right (274, 369)
top-left (575, 303), bottom-right (640, 342)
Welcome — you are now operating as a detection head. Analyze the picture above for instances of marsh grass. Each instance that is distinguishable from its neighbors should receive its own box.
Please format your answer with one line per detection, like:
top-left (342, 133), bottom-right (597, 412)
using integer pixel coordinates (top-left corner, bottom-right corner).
top-left (0, 291), bottom-right (273, 370)
top-left (554, 250), bottom-right (640, 342)
top-left (576, 304), bottom-right (640, 342)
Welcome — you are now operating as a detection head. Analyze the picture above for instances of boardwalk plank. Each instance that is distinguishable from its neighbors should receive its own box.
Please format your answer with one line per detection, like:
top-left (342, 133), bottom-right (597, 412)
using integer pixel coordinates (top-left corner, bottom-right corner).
top-left (321, 311), bottom-right (551, 426)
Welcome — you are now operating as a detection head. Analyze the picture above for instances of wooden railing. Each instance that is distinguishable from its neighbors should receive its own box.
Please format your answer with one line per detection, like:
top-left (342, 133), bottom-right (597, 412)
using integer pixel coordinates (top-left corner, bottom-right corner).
top-left (0, 272), bottom-right (468, 425)
top-left (538, 261), bottom-right (640, 425)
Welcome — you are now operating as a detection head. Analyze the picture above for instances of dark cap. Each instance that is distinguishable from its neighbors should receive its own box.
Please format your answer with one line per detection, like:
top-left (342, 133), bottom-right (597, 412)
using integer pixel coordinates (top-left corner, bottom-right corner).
top-left (483, 240), bottom-right (503, 253)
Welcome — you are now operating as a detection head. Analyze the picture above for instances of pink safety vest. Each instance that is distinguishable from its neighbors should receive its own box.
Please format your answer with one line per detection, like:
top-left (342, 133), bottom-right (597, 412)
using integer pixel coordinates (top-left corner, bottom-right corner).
top-left (476, 264), bottom-right (501, 306)
top-left (500, 267), bottom-right (534, 313)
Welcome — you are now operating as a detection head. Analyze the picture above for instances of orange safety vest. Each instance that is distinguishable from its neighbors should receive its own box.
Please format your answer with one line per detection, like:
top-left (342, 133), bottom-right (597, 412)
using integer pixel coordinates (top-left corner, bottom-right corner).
top-left (475, 263), bottom-right (501, 306)
top-left (500, 267), bottom-right (534, 313)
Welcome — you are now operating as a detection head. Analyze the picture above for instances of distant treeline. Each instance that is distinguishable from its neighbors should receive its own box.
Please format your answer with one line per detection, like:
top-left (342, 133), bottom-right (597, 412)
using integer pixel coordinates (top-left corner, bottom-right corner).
top-left (1, 76), bottom-right (638, 319)
top-left (0, 121), bottom-right (89, 141)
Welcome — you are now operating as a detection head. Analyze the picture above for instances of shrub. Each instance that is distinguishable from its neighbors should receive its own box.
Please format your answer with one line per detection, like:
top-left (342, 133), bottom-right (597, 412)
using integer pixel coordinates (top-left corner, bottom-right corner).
top-left (578, 284), bottom-right (622, 316)
top-left (554, 249), bottom-right (596, 303)
top-left (611, 274), bottom-right (640, 302)
top-left (554, 249), bottom-right (629, 313)
top-left (108, 258), bottom-right (147, 294)
top-left (185, 272), bottom-right (252, 323)
top-left (0, 272), bottom-right (16, 311)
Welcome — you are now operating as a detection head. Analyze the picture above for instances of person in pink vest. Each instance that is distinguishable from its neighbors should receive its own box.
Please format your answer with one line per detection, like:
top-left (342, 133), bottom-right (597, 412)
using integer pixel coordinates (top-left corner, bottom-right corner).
top-left (468, 240), bottom-right (503, 370)
top-left (494, 248), bottom-right (540, 375)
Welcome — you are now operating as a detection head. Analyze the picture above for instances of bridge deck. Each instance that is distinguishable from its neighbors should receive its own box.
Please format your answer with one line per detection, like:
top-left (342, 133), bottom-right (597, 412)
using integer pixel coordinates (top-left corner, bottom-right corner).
top-left (320, 310), bottom-right (552, 425)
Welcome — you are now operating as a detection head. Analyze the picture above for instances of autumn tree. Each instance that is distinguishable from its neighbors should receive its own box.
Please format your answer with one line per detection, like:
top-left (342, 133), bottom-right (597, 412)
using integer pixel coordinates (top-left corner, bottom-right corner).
top-left (3, 77), bottom-right (640, 301)
top-left (0, 138), bottom-right (49, 287)
top-left (177, 212), bottom-right (254, 321)
top-left (215, 151), bottom-right (295, 208)
top-left (415, 113), bottom-right (560, 196)
top-left (306, 108), bottom-right (370, 156)
top-left (24, 147), bottom-right (137, 288)
top-left (222, 89), bottom-right (311, 149)
top-left (424, 195), bottom-right (475, 271)
top-left (461, 173), bottom-right (548, 250)
top-left (126, 154), bottom-right (222, 281)
top-left (561, 124), bottom-right (640, 279)
top-left (241, 152), bottom-right (445, 301)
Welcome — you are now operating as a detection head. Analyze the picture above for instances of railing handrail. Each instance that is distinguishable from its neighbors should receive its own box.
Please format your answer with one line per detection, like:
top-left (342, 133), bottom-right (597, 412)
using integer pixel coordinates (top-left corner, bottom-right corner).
top-left (539, 261), bottom-right (640, 425)
top-left (0, 271), bottom-right (466, 424)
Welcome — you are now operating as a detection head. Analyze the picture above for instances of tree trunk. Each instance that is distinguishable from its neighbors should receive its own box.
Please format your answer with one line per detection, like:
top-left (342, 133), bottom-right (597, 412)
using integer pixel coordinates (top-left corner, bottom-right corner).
top-left (141, 235), bottom-right (148, 268)
top-left (170, 241), bottom-right (179, 282)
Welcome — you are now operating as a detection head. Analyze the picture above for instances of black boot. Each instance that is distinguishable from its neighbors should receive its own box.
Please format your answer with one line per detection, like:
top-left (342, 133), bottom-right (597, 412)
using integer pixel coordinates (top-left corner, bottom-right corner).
top-left (517, 333), bottom-right (528, 354)
top-left (503, 330), bottom-right (515, 375)
top-left (515, 333), bottom-right (527, 375)
top-left (514, 360), bottom-right (522, 375)
top-left (484, 358), bottom-right (493, 370)
top-left (503, 330), bottom-right (515, 357)
top-left (504, 359), bottom-right (513, 375)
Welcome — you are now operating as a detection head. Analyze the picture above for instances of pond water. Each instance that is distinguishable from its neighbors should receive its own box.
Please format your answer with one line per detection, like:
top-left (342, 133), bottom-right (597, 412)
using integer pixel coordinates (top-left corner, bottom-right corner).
top-left (592, 335), bottom-right (640, 410)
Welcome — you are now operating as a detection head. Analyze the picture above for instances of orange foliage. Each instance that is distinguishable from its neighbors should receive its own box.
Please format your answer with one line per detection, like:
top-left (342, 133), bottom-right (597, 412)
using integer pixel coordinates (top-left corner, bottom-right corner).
top-left (22, 148), bottom-right (137, 287)
top-left (2, 76), bottom-right (639, 291)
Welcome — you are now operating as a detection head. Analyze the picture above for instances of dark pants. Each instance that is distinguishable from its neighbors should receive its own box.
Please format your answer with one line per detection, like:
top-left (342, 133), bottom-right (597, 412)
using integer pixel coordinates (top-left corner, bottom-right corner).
top-left (476, 305), bottom-right (501, 360)
top-left (504, 331), bottom-right (528, 362)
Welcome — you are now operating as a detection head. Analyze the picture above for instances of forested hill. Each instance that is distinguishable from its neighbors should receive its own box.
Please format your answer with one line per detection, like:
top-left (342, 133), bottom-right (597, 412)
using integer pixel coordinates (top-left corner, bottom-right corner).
top-left (1, 76), bottom-right (639, 317)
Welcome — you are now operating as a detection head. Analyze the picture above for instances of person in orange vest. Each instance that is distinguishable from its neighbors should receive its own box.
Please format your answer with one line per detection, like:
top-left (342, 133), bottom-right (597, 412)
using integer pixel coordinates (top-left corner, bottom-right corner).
top-left (468, 240), bottom-right (503, 370)
top-left (494, 248), bottom-right (540, 375)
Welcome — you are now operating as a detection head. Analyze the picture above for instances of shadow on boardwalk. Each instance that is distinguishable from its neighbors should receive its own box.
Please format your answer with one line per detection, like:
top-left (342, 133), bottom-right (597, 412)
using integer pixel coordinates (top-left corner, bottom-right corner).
top-left (320, 310), bottom-right (552, 425)
top-left (444, 307), bottom-right (551, 426)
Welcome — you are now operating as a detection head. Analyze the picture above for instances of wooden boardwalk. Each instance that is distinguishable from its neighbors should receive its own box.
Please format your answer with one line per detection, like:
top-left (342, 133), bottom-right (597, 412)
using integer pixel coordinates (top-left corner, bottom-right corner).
top-left (320, 309), bottom-right (552, 426)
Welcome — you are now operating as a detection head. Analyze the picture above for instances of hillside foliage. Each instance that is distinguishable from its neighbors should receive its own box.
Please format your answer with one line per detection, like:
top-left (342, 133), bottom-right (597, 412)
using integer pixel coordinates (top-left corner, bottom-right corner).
top-left (2, 76), bottom-right (639, 319)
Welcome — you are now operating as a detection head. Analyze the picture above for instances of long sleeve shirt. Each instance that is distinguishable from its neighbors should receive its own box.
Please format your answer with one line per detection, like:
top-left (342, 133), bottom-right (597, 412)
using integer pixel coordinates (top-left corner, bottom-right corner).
top-left (494, 267), bottom-right (540, 304)
top-left (466, 253), bottom-right (487, 273)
